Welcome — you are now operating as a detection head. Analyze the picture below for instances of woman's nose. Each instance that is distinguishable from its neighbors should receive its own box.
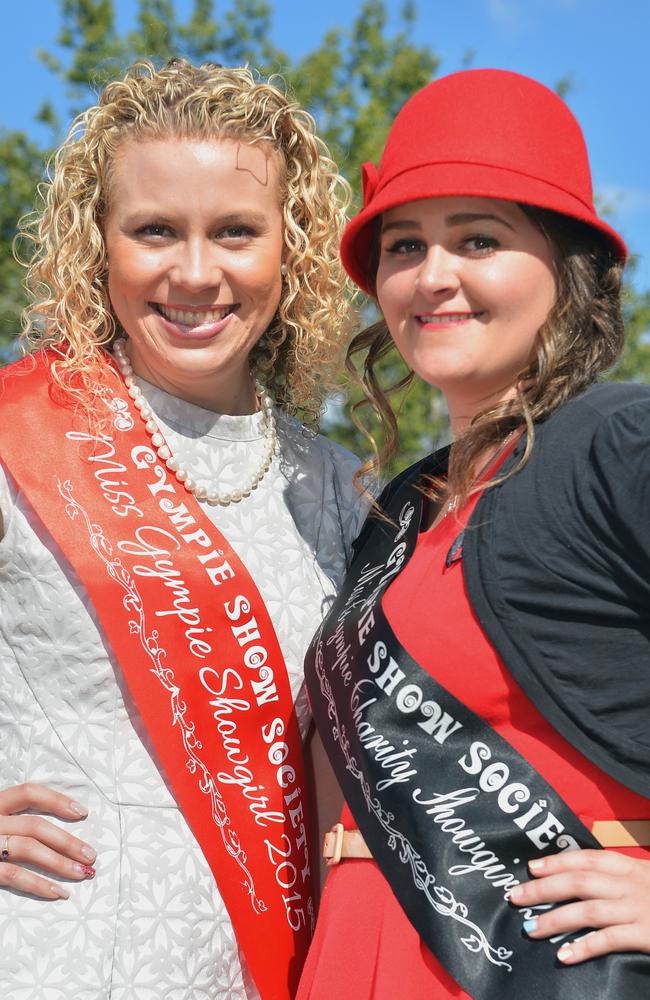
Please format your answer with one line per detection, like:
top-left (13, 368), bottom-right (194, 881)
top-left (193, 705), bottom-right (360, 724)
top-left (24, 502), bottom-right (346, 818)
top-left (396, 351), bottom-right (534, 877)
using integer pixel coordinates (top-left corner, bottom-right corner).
top-left (171, 240), bottom-right (222, 291)
top-left (415, 246), bottom-right (460, 296)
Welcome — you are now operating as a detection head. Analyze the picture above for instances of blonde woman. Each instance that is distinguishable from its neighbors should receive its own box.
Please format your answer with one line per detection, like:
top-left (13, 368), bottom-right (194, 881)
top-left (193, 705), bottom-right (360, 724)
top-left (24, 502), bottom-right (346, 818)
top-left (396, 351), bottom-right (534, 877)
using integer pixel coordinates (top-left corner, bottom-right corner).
top-left (0, 59), bottom-right (362, 1000)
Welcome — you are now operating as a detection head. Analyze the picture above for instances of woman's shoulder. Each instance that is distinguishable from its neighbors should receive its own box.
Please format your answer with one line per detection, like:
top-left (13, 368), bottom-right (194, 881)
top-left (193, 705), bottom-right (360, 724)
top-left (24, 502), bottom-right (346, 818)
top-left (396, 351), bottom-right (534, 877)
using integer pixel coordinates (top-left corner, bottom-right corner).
top-left (372, 444), bottom-right (450, 511)
top-left (0, 461), bottom-right (16, 541)
top-left (500, 381), bottom-right (650, 539)
top-left (0, 350), bottom-right (49, 386)
top-left (523, 381), bottom-right (650, 483)
top-left (276, 411), bottom-right (361, 480)
top-left (545, 381), bottom-right (650, 436)
top-left (276, 412), bottom-right (367, 529)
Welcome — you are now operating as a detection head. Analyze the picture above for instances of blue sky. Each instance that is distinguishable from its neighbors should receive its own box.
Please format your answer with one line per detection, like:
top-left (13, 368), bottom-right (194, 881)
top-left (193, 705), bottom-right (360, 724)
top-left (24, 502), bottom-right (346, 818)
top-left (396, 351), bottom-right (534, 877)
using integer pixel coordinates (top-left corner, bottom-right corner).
top-left (4, 0), bottom-right (650, 289)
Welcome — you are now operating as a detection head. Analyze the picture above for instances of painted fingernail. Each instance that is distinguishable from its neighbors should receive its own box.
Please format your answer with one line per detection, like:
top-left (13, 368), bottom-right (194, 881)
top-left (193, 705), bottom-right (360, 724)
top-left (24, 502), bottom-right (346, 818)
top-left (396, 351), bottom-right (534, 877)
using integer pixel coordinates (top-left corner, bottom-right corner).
top-left (509, 885), bottom-right (523, 901)
top-left (69, 801), bottom-right (88, 817)
top-left (49, 883), bottom-right (70, 900)
top-left (73, 863), bottom-right (96, 878)
top-left (523, 918), bottom-right (538, 934)
top-left (528, 858), bottom-right (545, 872)
top-left (557, 944), bottom-right (573, 962)
top-left (80, 846), bottom-right (96, 862)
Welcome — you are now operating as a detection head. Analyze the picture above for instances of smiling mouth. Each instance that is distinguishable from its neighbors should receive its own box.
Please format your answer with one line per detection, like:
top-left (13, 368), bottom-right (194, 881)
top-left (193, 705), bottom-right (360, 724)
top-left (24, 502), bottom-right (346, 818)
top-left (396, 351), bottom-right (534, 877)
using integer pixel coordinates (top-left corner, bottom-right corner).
top-left (152, 303), bottom-right (237, 325)
top-left (416, 312), bottom-right (484, 324)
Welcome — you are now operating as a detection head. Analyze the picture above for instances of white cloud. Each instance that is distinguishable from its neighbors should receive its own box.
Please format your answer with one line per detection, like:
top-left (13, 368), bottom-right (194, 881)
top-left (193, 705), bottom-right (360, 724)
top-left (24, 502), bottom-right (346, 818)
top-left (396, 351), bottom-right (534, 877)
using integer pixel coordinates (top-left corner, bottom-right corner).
top-left (486, 0), bottom-right (521, 29)
top-left (485, 0), bottom-right (579, 32)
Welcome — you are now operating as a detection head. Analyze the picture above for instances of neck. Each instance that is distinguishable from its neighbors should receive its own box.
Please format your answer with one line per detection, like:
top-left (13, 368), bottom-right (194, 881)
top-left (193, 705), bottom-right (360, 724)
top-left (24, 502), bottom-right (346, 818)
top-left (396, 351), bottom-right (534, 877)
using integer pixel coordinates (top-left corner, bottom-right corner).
top-left (148, 375), bottom-right (258, 415)
top-left (110, 337), bottom-right (278, 506)
top-left (446, 382), bottom-right (520, 439)
top-left (119, 343), bottom-right (259, 416)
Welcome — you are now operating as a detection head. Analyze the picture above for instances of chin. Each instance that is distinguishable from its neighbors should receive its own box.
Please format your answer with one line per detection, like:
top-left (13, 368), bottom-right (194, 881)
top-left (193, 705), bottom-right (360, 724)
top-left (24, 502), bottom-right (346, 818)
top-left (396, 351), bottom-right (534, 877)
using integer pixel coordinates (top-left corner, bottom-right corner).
top-left (413, 363), bottom-right (479, 391)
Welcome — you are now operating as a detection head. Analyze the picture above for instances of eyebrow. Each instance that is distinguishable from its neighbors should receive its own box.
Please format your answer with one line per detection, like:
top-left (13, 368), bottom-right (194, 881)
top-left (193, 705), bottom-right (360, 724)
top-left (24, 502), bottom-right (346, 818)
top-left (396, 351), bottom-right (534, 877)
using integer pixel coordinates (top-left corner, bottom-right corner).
top-left (381, 212), bottom-right (516, 235)
top-left (122, 210), bottom-right (271, 228)
top-left (212, 211), bottom-right (270, 228)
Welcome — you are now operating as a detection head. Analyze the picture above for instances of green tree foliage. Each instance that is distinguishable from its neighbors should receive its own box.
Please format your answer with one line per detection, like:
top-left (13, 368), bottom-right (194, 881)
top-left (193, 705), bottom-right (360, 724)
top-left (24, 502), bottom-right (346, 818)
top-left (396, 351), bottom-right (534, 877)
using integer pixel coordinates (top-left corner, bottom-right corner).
top-left (280, 0), bottom-right (446, 469)
top-left (0, 129), bottom-right (48, 360)
top-left (286, 0), bottom-right (438, 206)
top-left (1, 0), bottom-right (648, 471)
top-left (617, 282), bottom-right (650, 381)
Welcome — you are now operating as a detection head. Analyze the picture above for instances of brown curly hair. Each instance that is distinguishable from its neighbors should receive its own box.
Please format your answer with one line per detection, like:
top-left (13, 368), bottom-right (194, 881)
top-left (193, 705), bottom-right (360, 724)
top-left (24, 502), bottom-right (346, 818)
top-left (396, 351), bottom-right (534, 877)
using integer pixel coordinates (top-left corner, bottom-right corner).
top-left (347, 206), bottom-right (625, 502)
top-left (18, 58), bottom-right (354, 421)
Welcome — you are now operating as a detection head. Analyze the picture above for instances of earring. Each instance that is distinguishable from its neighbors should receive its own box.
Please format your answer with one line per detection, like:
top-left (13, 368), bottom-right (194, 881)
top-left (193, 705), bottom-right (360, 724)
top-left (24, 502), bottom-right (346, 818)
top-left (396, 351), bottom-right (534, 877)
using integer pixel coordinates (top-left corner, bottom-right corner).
top-left (280, 263), bottom-right (288, 277)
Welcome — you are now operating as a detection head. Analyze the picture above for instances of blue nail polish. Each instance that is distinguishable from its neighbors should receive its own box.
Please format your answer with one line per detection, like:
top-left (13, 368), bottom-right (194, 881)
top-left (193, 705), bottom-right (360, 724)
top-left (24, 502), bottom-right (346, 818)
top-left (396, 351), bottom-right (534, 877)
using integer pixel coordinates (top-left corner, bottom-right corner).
top-left (523, 918), bottom-right (538, 934)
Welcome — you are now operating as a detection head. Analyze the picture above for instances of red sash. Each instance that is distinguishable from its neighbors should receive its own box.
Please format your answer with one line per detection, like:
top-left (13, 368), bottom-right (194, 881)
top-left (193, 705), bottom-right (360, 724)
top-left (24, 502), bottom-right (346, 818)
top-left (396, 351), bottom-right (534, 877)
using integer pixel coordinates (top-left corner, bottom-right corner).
top-left (0, 352), bottom-right (314, 999)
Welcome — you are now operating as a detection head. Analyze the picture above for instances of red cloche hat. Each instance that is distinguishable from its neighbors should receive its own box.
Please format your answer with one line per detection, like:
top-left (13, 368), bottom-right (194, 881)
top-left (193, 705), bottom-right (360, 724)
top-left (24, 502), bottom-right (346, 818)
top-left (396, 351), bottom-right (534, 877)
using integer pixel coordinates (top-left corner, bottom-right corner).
top-left (341, 68), bottom-right (627, 293)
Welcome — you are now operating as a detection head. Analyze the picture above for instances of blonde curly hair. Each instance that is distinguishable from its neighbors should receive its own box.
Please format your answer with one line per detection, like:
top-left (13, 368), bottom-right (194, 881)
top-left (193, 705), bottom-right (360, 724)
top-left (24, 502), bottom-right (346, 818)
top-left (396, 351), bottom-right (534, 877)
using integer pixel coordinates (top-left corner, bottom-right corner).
top-left (19, 58), bottom-right (354, 420)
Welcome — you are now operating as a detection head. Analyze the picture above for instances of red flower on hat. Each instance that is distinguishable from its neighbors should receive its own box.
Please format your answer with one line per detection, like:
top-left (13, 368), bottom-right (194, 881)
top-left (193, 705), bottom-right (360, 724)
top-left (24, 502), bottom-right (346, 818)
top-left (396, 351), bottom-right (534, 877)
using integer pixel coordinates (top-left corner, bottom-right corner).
top-left (361, 162), bottom-right (379, 207)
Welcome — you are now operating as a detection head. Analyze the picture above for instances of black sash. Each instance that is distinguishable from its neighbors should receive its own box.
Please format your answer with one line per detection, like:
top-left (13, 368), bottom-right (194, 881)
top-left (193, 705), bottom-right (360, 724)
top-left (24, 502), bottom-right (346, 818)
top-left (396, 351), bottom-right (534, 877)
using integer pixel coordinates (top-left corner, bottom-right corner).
top-left (305, 462), bottom-right (650, 999)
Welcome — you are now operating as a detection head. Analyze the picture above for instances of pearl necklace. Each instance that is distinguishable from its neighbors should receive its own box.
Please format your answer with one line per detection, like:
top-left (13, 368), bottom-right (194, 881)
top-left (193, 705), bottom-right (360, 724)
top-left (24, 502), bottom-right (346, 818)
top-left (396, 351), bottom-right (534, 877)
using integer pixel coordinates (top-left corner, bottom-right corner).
top-left (112, 338), bottom-right (278, 506)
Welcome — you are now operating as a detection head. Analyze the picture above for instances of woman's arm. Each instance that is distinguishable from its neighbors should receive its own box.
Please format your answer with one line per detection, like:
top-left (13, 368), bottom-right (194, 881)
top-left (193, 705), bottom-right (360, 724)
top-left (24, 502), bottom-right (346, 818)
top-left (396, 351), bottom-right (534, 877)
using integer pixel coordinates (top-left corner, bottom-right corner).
top-left (510, 396), bottom-right (650, 962)
top-left (0, 466), bottom-right (96, 897)
top-left (304, 725), bottom-right (343, 897)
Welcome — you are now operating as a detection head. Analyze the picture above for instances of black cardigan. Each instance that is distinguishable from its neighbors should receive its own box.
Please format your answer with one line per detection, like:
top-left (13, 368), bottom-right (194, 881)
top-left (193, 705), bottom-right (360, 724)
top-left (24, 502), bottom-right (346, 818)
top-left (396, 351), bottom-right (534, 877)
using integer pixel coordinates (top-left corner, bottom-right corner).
top-left (369, 381), bottom-right (650, 800)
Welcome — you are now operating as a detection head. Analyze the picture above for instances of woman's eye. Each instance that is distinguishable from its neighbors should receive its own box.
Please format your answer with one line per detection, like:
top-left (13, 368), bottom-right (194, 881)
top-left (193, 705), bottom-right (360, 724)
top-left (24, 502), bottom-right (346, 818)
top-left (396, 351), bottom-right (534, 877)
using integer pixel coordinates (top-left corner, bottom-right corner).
top-left (219, 225), bottom-right (254, 240)
top-left (383, 238), bottom-right (425, 256)
top-left (137, 223), bottom-right (172, 238)
top-left (463, 234), bottom-right (499, 254)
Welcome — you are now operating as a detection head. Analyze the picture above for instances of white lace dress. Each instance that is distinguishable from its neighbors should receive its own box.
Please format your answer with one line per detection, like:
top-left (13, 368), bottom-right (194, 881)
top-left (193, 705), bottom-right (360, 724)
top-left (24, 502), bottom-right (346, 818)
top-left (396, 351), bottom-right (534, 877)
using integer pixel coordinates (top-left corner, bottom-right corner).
top-left (0, 378), bottom-right (364, 1000)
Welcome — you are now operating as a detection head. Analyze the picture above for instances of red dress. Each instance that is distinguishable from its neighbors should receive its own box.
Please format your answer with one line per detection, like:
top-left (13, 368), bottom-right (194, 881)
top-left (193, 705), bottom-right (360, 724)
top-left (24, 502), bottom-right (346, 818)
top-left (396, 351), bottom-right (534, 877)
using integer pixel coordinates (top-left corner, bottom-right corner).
top-left (298, 482), bottom-right (650, 1000)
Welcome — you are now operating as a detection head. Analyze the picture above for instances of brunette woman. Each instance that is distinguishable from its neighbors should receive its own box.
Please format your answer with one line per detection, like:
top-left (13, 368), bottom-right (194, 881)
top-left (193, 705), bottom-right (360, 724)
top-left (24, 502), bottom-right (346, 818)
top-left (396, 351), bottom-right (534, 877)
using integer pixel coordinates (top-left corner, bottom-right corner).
top-left (299, 69), bottom-right (650, 1000)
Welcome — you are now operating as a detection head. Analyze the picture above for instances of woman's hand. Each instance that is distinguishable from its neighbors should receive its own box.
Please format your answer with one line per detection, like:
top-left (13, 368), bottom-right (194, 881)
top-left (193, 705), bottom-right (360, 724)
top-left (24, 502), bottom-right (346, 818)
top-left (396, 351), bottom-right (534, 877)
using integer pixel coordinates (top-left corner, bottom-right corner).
top-left (510, 849), bottom-right (650, 963)
top-left (0, 783), bottom-right (96, 899)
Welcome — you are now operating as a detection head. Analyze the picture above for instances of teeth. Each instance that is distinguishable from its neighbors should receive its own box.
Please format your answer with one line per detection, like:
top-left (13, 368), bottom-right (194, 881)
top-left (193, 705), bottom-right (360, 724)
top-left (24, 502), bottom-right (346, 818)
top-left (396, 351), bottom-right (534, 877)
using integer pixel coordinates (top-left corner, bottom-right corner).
top-left (156, 304), bottom-right (233, 325)
top-left (418, 313), bottom-right (479, 323)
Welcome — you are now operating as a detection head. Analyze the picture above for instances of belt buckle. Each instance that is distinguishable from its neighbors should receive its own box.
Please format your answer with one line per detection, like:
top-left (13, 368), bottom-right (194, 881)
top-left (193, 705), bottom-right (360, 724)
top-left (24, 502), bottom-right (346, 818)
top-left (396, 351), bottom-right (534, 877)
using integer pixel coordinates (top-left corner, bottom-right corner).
top-left (323, 822), bottom-right (345, 866)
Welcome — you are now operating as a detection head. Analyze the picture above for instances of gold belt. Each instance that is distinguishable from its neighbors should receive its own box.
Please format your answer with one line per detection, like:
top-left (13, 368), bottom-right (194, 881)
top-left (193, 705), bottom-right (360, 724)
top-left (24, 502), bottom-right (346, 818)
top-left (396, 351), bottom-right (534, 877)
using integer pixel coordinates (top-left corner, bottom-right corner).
top-left (323, 820), bottom-right (650, 866)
